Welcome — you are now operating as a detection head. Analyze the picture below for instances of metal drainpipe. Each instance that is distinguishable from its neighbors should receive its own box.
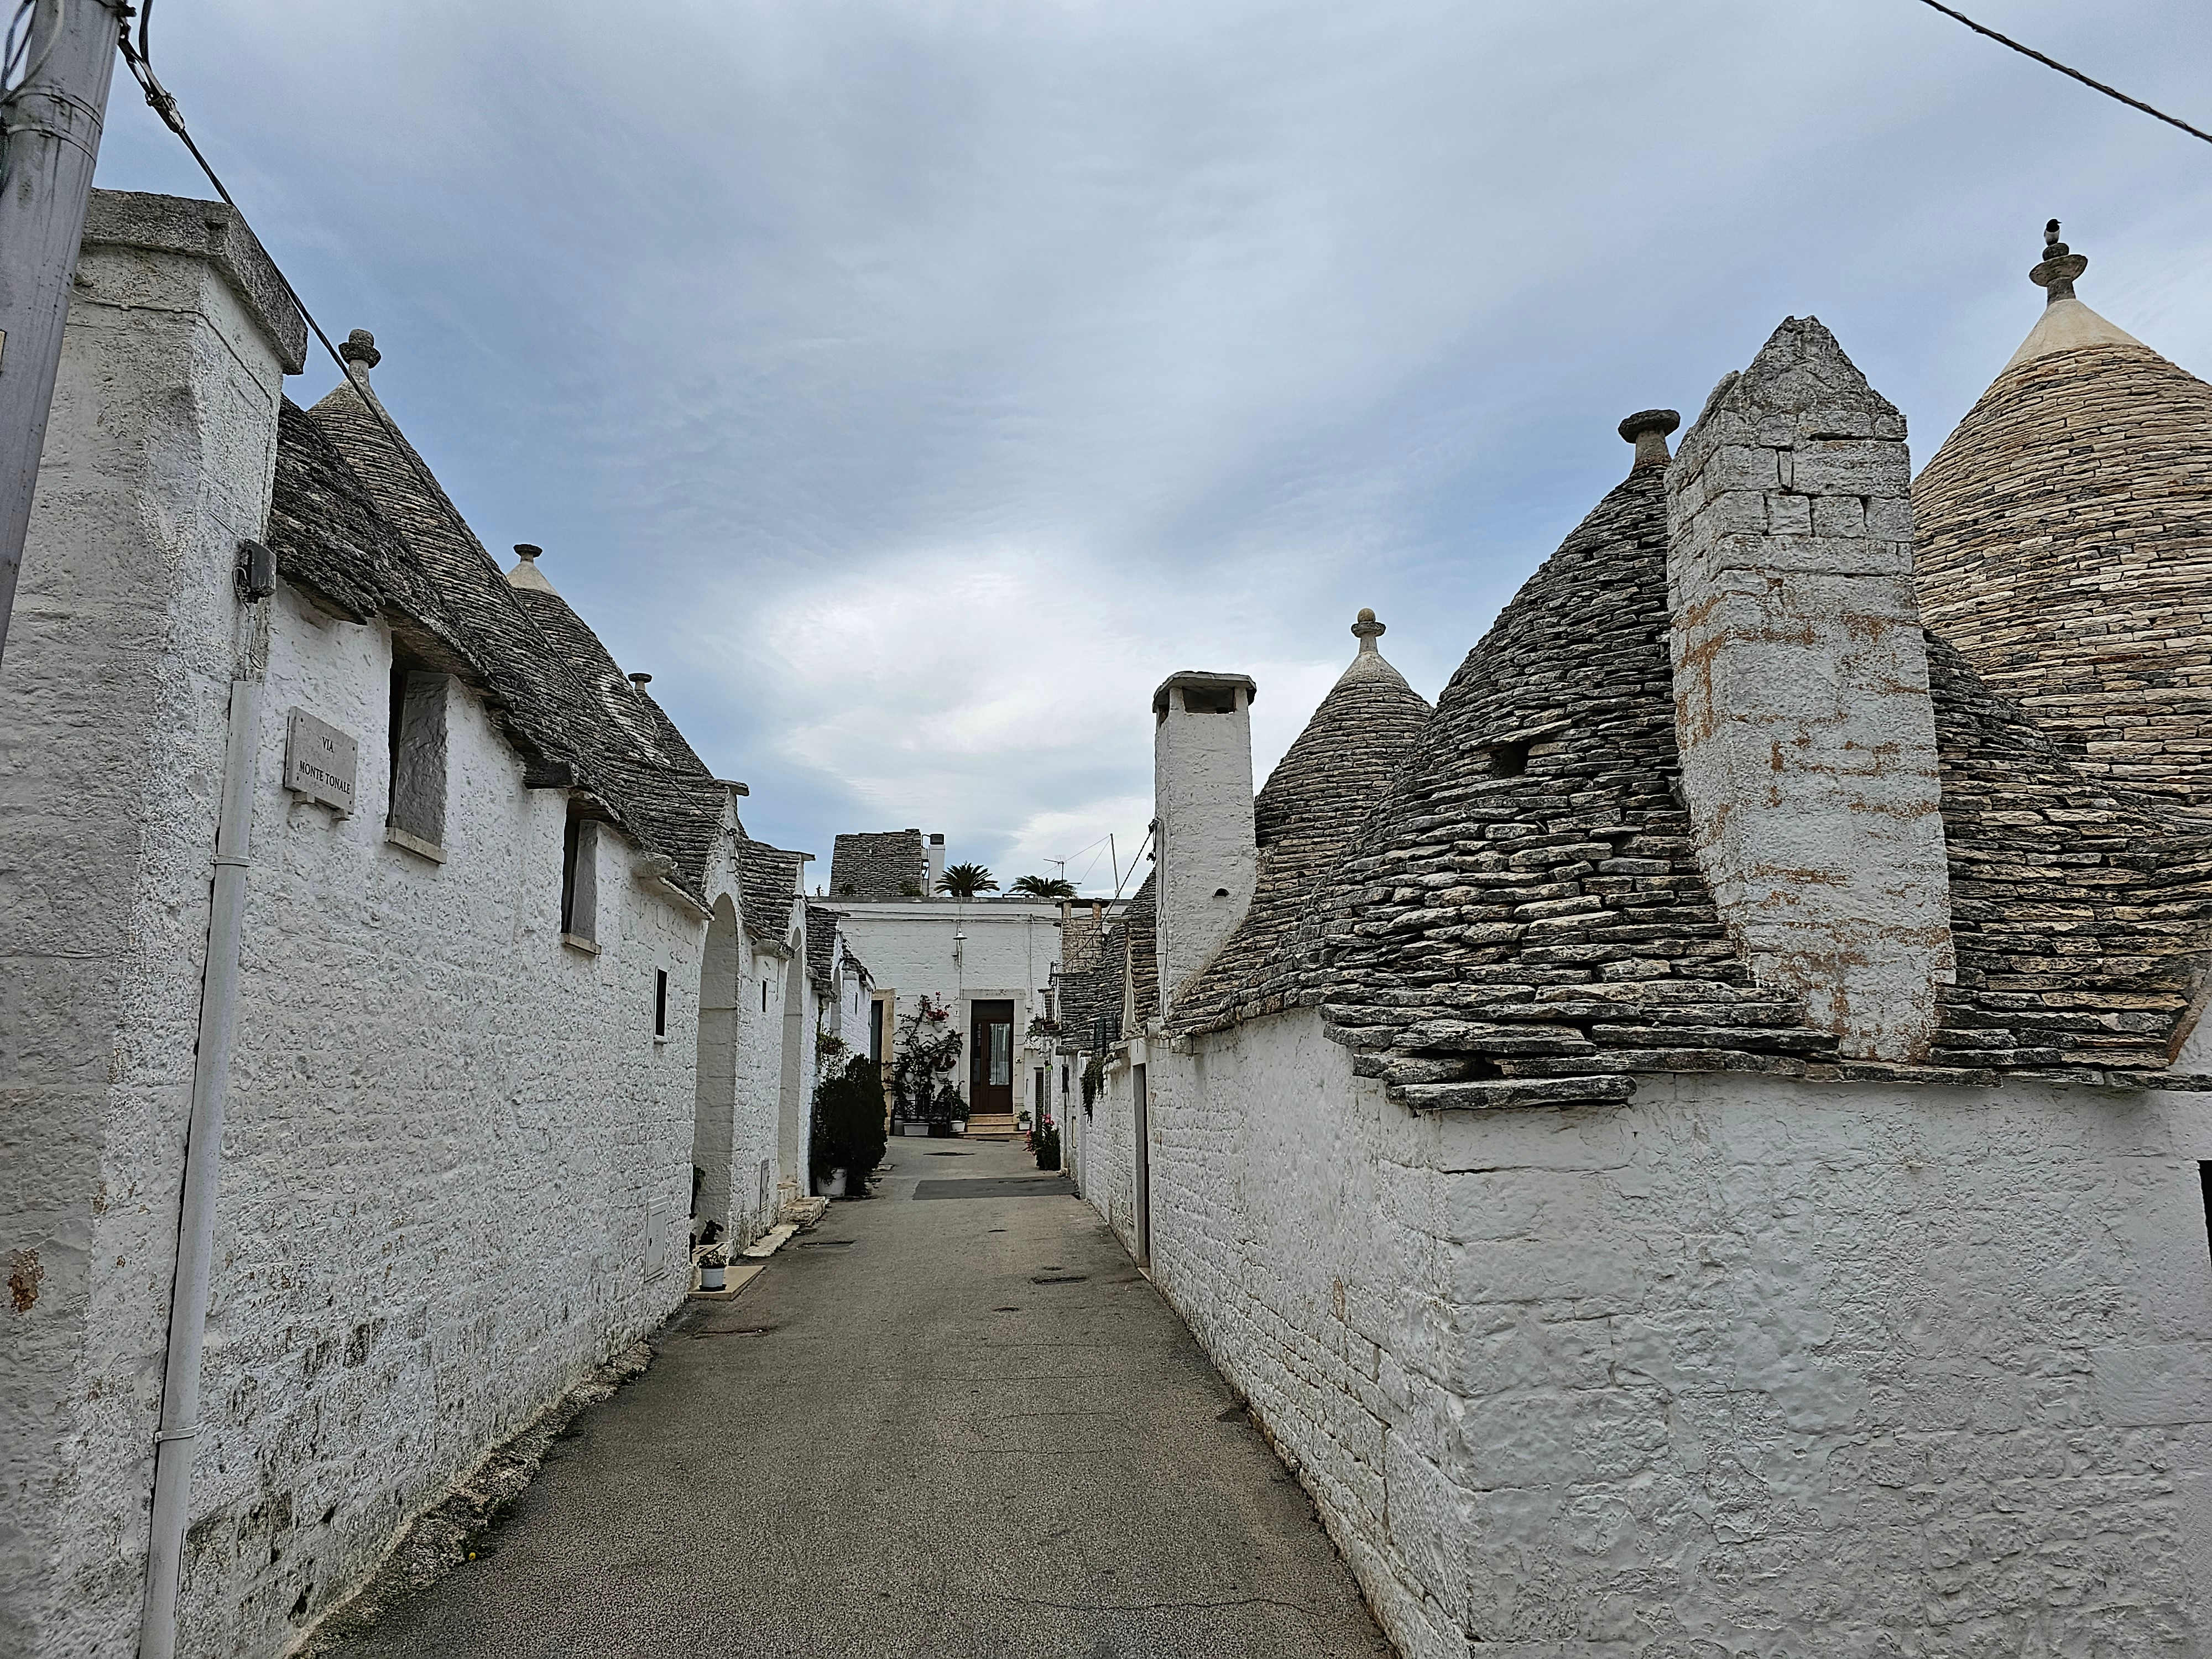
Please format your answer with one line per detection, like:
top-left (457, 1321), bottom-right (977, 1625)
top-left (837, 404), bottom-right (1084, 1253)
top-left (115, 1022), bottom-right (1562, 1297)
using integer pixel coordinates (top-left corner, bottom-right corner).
top-left (139, 669), bottom-right (264, 1659)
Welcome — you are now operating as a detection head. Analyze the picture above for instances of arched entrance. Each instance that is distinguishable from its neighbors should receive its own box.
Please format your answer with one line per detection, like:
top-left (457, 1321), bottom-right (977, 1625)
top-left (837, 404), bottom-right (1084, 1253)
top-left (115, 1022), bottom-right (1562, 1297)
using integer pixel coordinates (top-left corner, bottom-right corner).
top-left (691, 896), bottom-right (740, 1242)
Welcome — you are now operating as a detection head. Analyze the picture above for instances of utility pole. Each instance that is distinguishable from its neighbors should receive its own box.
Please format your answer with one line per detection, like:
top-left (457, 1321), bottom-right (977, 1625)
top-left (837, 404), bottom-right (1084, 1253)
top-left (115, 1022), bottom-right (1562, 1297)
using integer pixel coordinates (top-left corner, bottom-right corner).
top-left (0, 0), bottom-right (122, 668)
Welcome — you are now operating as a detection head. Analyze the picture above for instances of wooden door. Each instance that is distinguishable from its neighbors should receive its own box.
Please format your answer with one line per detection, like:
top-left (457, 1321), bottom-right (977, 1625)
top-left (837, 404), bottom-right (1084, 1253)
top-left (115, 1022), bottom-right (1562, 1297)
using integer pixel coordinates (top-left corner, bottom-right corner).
top-left (969, 1000), bottom-right (1015, 1116)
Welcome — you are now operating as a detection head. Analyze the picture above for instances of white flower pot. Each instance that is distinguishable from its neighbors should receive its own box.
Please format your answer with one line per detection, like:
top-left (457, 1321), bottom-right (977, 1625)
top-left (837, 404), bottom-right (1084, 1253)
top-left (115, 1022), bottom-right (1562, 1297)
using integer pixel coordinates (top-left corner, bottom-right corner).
top-left (698, 1262), bottom-right (727, 1292)
top-left (901, 1121), bottom-right (930, 1137)
top-left (821, 1168), bottom-right (847, 1198)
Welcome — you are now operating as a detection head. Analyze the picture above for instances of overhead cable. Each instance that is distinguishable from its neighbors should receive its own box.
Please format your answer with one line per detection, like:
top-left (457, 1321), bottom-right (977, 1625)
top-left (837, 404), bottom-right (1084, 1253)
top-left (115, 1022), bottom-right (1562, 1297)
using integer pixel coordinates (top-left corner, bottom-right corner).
top-left (1912, 0), bottom-right (2212, 148)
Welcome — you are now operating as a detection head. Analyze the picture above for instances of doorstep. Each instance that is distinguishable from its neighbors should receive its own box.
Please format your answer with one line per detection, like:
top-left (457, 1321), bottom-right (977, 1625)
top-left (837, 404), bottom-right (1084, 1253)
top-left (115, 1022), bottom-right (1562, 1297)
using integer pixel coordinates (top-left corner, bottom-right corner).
top-left (740, 1223), bottom-right (799, 1259)
top-left (689, 1262), bottom-right (765, 1301)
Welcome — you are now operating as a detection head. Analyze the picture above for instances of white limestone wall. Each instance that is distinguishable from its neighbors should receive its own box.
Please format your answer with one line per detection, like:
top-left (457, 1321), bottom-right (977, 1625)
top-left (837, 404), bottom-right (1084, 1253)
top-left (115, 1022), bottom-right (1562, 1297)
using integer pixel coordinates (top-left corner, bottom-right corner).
top-left (168, 590), bottom-right (702, 1655)
top-left (733, 915), bottom-right (795, 1232)
top-left (1135, 1011), bottom-right (2212, 1658)
top-left (1077, 1048), bottom-right (1141, 1258)
top-left (0, 220), bottom-right (716, 1657)
top-left (0, 239), bottom-right (290, 1658)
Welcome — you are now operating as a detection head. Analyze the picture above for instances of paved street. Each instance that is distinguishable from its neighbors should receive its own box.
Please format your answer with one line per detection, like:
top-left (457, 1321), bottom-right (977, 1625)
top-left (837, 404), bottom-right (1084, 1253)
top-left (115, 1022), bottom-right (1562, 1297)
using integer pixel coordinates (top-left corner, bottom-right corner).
top-left (326, 1136), bottom-right (1393, 1659)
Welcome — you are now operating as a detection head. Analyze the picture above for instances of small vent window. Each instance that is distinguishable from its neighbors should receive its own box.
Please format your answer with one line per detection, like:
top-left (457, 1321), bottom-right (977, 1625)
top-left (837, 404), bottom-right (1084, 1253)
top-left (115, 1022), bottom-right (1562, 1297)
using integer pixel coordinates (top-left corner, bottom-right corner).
top-left (561, 811), bottom-right (599, 943)
top-left (1182, 685), bottom-right (1238, 714)
top-left (1487, 740), bottom-right (1530, 779)
top-left (655, 969), bottom-right (669, 1038)
top-left (387, 661), bottom-right (448, 848)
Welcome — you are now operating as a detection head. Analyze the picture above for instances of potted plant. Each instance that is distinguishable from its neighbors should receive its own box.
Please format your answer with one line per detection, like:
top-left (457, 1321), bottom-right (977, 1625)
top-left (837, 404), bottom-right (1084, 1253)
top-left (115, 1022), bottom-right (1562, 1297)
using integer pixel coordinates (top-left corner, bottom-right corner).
top-left (697, 1246), bottom-right (728, 1293)
top-left (811, 1056), bottom-right (886, 1198)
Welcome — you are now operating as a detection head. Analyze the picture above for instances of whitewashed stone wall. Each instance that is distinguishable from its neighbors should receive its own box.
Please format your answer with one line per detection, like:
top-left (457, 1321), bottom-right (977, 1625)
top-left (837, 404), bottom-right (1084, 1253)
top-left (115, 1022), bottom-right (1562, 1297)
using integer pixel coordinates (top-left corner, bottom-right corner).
top-left (1119, 1010), bottom-right (2212, 1658)
top-left (1, 210), bottom-right (718, 1659)
top-left (1, 223), bottom-right (296, 1659)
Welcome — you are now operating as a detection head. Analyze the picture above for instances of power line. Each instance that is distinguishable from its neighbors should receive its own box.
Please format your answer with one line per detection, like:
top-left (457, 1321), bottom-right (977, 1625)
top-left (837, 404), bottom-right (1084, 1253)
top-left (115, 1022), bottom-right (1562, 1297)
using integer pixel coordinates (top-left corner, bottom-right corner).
top-left (1912, 0), bottom-right (2212, 148)
top-left (114, 24), bottom-right (457, 508)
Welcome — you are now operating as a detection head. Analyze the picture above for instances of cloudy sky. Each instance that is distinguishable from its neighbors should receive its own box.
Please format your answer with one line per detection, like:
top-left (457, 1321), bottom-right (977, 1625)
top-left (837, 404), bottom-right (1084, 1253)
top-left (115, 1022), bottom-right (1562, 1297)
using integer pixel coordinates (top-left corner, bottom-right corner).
top-left (97, 0), bottom-right (2211, 893)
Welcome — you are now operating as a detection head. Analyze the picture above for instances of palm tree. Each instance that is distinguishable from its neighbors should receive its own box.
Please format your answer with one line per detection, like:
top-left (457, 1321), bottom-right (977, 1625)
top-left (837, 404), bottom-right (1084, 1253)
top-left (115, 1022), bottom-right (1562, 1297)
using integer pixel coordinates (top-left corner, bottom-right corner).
top-left (1009, 874), bottom-right (1077, 900)
top-left (936, 862), bottom-right (999, 898)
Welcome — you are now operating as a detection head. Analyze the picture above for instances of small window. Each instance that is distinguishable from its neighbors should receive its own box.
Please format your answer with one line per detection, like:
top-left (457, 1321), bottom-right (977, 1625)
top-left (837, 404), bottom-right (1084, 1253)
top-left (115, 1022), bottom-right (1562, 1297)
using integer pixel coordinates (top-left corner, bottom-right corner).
top-left (1487, 740), bottom-right (1530, 779)
top-left (1182, 685), bottom-right (1238, 714)
top-left (387, 660), bottom-right (448, 848)
top-left (761, 979), bottom-right (769, 1013)
top-left (560, 810), bottom-right (598, 943)
top-left (655, 969), bottom-right (669, 1038)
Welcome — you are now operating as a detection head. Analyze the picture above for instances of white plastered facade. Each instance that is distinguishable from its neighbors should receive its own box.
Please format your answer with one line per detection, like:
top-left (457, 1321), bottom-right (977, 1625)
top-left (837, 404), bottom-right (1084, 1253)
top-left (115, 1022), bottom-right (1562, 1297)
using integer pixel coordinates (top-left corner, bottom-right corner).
top-left (1082, 1011), bottom-right (2212, 1657)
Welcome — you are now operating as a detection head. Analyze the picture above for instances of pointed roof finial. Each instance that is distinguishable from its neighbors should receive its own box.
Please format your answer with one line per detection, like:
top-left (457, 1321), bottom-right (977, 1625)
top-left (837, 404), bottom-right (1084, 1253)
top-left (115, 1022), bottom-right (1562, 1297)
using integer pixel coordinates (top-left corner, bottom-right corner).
top-left (1618, 408), bottom-right (1680, 472)
top-left (1351, 608), bottom-right (1385, 654)
top-left (2031, 218), bottom-right (2087, 305)
top-left (338, 328), bottom-right (382, 369)
top-left (507, 542), bottom-right (557, 594)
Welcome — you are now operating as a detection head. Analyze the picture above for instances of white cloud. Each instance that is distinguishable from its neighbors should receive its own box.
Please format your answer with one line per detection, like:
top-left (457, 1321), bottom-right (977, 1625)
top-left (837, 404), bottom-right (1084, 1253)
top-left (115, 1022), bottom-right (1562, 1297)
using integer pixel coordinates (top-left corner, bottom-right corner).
top-left (90, 0), bottom-right (2212, 886)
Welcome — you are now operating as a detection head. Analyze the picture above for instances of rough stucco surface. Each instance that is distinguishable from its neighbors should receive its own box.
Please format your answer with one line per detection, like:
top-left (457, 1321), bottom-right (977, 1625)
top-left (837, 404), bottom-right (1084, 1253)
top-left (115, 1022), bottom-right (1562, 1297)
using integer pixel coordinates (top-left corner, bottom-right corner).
top-left (1111, 1010), bottom-right (2212, 1659)
top-left (1154, 681), bottom-right (1259, 1008)
top-left (0, 241), bottom-right (288, 1659)
top-left (1666, 316), bottom-right (1955, 1062)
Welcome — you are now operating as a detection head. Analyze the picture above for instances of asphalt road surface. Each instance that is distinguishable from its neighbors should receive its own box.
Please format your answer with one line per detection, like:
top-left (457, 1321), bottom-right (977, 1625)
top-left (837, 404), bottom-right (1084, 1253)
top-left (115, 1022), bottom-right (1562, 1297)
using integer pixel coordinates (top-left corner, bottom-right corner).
top-left (325, 1134), bottom-right (1394, 1658)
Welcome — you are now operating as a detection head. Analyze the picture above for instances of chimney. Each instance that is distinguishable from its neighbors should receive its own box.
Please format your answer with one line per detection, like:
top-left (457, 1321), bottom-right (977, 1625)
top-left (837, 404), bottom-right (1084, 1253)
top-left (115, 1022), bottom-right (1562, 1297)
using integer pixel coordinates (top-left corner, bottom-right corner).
top-left (1151, 669), bottom-right (1259, 1008)
top-left (1665, 317), bottom-right (1953, 1062)
top-left (925, 833), bottom-right (945, 896)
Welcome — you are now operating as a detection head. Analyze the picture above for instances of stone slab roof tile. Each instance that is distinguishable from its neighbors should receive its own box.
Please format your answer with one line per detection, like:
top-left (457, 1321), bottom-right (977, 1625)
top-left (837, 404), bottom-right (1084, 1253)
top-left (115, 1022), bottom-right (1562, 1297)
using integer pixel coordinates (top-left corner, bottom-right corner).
top-left (738, 839), bottom-right (807, 951)
top-left (1916, 325), bottom-right (2212, 809)
top-left (1170, 622), bottom-right (1431, 1034)
top-left (291, 377), bottom-right (728, 902)
top-left (1175, 456), bottom-right (2212, 1102)
top-left (830, 830), bottom-right (926, 900)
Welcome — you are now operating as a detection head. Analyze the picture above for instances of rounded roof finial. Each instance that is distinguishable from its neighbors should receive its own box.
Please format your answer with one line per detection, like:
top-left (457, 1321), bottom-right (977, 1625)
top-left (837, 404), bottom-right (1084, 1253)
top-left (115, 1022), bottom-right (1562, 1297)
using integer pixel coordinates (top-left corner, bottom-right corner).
top-left (1351, 608), bottom-right (1386, 653)
top-left (338, 328), bottom-right (382, 369)
top-left (2031, 218), bottom-right (2087, 305)
top-left (514, 543), bottom-right (541, 561)
top-left (1618, 408), bottom-right (1681, 471)
top-left (628, 671), bottom-right (653, 686)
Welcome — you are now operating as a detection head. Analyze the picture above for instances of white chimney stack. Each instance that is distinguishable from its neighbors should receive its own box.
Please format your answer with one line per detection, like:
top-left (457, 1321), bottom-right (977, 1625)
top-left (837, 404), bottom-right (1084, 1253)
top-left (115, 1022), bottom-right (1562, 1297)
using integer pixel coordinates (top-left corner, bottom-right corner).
top-left (1665, 316), bottom-right (1954, 1062)
top-left (925, 832), bottom-right (945, 896)
top-left (1151, 670), bottom-right (1259, 1009)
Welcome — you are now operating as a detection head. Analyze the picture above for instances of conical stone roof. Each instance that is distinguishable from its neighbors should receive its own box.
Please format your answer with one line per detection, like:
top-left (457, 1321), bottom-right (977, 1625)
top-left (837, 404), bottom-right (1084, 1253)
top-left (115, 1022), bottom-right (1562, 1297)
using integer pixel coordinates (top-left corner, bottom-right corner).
top-left (1170, 611), bottom-right (1431, 1033)
top-left (1915, 228), bottom-right (2212, 807)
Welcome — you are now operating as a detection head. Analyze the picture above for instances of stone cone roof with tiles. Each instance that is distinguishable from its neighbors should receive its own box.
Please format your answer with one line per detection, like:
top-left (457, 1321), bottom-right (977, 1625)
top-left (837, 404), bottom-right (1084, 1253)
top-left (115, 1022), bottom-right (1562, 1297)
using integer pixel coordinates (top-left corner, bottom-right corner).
top-left (1914, 233), bottom-right (2212, 810)
top-left (1169, 613), bottom-right (1431, 1033)
top-left (737, 840), bottom-right (808, 952)
top-left (1188, 385), bottom-right (2212, 1105)
top-left (1101, 874), bottom-right (1160, 1041)
top-left (805, 904), bottom-right (865, 995)
top-left (274, 355), bottom-right (733, 906)
top-left (830, 831), bottom-right (928, 900)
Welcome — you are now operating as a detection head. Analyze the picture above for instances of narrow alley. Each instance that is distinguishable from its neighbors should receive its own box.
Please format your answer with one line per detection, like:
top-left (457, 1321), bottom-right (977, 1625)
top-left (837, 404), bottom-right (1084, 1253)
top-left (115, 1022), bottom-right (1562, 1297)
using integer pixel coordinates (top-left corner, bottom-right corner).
top-left (319, 1138), bottom-right (1393, 1659)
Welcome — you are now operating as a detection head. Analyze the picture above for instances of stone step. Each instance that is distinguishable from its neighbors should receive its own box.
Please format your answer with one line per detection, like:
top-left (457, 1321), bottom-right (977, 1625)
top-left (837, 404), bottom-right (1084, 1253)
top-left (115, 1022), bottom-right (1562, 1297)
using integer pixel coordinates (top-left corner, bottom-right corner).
top-left (963, 1114), bottom-right (1021, 1138)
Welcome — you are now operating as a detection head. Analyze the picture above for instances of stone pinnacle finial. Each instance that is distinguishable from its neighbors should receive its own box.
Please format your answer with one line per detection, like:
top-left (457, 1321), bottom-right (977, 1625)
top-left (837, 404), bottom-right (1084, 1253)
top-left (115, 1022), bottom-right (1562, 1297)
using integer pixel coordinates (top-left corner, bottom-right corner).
top-left (1351, 607), bottom-right (1385, 653)
top-left (2031, 218), bottom-right (2086, 305)
top-left (1618, 408), bottom-right (1681, 471)
top-left (628, 671), bottom-right (653, 686)
top-left (338, 328), bottom-right (382, 369)
top-left (514, 543), bottom-right (541, 562)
